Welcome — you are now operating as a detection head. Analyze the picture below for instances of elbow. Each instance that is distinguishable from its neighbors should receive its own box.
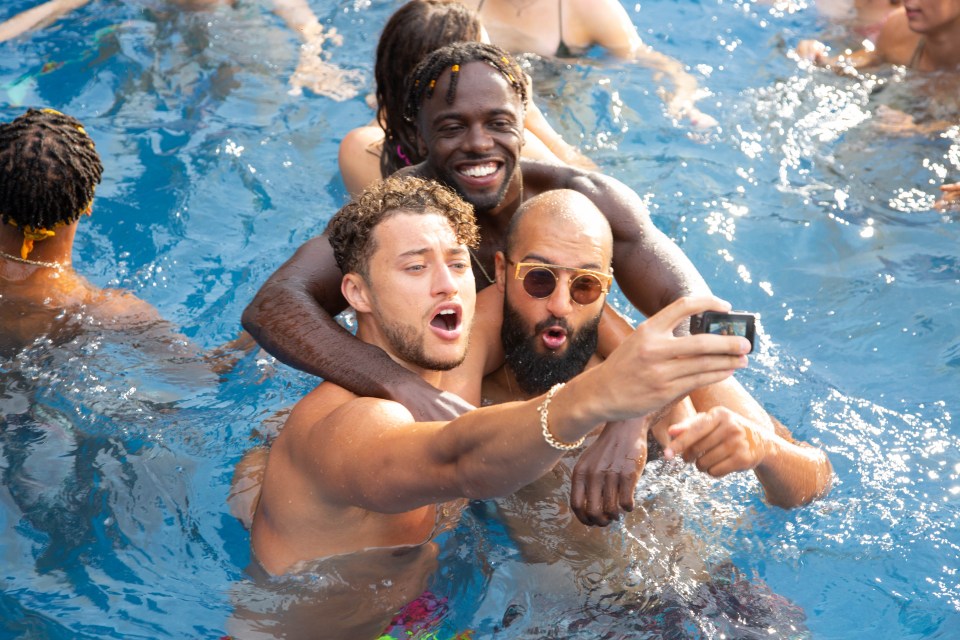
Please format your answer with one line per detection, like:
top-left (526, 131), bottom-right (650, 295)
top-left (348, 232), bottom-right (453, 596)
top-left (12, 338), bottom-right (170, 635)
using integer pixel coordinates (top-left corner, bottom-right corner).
top-left (240, 300), bottom-right (262, 340)
top-left (453, 462), bottom-right (505, 501)
top-left (458, 478), bottom-right (500, 502)
top-left (766, 456), bottom-right (834, 509)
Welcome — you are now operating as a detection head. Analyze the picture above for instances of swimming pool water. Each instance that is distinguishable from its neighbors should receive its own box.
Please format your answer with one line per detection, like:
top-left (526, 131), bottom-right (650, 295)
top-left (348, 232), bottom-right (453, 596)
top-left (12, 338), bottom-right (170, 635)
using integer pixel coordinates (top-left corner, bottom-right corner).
top-left (1, 0), bottom-right (958, 638)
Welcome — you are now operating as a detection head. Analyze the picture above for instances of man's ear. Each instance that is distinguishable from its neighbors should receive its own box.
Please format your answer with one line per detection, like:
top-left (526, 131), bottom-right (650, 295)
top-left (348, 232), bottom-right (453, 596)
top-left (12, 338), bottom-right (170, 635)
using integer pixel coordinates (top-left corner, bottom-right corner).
top-left (494, 251), bottom-right (507, 293)
top-left (342, 273), bottom-right (373, 313)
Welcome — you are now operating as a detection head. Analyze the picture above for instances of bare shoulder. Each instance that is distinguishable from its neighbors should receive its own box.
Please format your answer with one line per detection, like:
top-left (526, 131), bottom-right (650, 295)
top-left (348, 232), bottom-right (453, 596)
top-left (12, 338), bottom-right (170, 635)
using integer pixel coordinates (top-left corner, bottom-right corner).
top-left (520, 159), bottom-right (648, 233)
top-left (286, 385), bottom-right (415, 443)
top-left (339, 124), bottom-right (383, 158)
top-left (519, 157), bottom-right (584, 192)
top-left (876, 8), bottom-right (920, 66)
top-left (521, 158), bottom-right (622, 194)
top-left (566, 0), bottom-right (630, 26)
top-left (87, 288), bottom-right (164, 326)
top-left (567, 0), bottom-right (641, 56)
top-left (338, 125), bottom-right (385, 196)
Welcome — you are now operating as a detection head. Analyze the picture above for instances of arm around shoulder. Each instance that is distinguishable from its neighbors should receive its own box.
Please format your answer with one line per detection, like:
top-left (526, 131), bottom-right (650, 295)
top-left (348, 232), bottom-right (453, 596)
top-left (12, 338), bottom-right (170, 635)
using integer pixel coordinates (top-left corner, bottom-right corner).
top-left (242, 234), bottom-right (473, 420)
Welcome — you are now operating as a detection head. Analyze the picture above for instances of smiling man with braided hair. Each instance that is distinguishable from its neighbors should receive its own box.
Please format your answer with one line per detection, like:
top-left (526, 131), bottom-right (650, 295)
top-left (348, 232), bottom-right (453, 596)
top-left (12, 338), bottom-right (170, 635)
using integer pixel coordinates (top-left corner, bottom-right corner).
top-left (0, 108), bottom-right (170, 355)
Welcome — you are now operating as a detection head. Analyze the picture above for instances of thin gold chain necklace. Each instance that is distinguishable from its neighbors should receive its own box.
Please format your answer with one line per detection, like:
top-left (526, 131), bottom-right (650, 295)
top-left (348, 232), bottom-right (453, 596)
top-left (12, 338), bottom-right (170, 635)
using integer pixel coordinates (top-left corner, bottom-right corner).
top-left (469, 247), bottom-right (495, 285)
top-left (0, 249), bottom-right (66, 270)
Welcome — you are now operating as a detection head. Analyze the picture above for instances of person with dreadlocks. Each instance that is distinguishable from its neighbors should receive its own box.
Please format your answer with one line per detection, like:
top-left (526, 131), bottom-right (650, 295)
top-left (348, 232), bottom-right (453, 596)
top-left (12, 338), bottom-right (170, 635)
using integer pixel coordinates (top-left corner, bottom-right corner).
top-left (0, 108), bottom-right (169, 355)
top-left (242, 42), bottom-right (721, 522)
top-left (337, 0), bottom-right (594, 197)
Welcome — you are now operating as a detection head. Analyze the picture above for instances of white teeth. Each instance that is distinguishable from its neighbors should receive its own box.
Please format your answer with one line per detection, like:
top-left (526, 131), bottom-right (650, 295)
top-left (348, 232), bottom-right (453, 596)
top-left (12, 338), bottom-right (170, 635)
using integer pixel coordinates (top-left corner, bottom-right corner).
top-left (438, 310), bottom-right (455, 315)
top-left (461, 163), bottom-right (497, 178)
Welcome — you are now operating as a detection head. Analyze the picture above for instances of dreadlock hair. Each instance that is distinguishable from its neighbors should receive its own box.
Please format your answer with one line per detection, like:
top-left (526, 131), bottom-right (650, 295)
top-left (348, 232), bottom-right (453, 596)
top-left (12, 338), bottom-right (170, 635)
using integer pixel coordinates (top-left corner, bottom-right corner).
top-left (403, 41), bottom-right (528, 128)
top-left (326, 175), bottom-right (479, 279)
top-left (376, 1), bottom-right (483, 179)
top-left (0, 108), bottom-right (103, 234)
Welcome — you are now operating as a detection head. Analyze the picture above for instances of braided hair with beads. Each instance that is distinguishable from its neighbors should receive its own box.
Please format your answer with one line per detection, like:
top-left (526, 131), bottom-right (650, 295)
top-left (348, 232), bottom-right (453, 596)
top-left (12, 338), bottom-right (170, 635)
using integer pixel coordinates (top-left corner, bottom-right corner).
top-left (376, 1), bottom-right (483, 179)
top-left (403, 41), bottom-right (528, 127)
top-left (0, 108), bottom-right (103, 258)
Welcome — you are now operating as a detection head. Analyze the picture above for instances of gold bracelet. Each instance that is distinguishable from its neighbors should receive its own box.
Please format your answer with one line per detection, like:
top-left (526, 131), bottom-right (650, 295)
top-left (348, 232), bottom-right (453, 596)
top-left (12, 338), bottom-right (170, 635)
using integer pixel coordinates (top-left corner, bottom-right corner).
top-left (538, 382), bottom-right (584, 451)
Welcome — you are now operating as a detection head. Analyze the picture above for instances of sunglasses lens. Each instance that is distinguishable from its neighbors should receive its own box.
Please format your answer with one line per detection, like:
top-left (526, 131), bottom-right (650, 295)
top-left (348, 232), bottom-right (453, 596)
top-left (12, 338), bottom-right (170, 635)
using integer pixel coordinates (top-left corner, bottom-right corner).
top-left (570, 275), bottom-right (603, 305)
top-left (522, 268), bottom-right (557, 298)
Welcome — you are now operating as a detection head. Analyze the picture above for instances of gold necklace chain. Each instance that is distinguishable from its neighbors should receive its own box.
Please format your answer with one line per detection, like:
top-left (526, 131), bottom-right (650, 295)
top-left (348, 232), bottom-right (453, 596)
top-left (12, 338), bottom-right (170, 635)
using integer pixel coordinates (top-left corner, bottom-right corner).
top-left (0, 249), bottom-right (66, 270)
top-left (468, 246), bottom-right (495, 285)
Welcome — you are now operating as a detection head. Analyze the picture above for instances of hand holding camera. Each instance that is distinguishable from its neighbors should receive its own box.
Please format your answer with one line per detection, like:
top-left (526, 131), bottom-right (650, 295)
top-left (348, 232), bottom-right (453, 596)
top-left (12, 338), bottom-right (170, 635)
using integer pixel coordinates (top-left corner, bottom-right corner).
top-left (690, 310), bottom-right (756, 353)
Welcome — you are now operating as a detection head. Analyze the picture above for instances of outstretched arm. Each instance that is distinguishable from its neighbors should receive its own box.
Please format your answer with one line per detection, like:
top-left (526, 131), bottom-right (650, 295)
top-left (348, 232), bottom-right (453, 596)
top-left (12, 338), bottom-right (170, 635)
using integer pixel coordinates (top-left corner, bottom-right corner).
top-left (241, 234), bottom-right (474, 420)
top-left (0, 0), bottom-right (91, 42)
top-left (665, 379), bottom-right (833, 508)
top-left (794, 6), bottom-right (918, 72)
top-left (315, 295), bottom-right (749, 513)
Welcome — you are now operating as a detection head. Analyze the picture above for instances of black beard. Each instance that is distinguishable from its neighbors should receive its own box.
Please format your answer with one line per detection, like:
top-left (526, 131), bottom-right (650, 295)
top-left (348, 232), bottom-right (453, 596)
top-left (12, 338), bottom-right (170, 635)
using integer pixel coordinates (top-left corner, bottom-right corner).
top-left (431, 155), bottom-right (514, 214)
top-left (500, 300), bottom-right (600, 397)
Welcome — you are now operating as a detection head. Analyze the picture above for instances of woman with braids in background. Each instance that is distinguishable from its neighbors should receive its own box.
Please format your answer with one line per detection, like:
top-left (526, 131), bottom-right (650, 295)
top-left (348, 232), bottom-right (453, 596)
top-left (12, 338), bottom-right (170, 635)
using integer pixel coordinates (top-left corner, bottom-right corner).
top-left (337, 0), bottom-right (594, 197)
top-left (0, 108), bottom-right (179, 356)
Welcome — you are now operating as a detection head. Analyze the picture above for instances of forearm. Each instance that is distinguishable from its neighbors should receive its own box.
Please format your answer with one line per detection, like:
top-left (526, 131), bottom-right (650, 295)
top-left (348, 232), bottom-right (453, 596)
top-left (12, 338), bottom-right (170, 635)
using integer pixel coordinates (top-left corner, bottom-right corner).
top-left (796, 40), bottom-right (879, 72)
top-left (242, 235), bottom-right (424, 396)
top-left (687, 380), bottom-right (832, 506)
top-left (755, 437), bottom-right (832, 508)
top-left (245, 287), bottom-right (432, 403)
top-left (523, 101), bottom-right (596, 171)
top-left (445, 379), bottom-right (612, 500)
top-left (270, 0), bottom-right (321, 38)
top-left (0, 0), bottom-right (91, 42)
top-left (633, 45), bottom-right (699, 103)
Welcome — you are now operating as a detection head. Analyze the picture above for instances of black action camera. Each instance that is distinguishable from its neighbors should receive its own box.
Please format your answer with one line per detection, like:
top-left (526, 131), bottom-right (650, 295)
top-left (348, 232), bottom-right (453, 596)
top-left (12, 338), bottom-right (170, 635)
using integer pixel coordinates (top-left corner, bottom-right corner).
top-left (690, 311), bottom-right (756, 353)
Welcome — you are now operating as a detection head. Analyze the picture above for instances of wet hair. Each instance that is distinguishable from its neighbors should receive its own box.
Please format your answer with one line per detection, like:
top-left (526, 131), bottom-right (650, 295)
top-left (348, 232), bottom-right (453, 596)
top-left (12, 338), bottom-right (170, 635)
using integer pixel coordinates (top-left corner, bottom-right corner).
top-left (0, 108), bottom-right (103, 232)
top-left (376, 1), bottom-right (483, 178)
top-left (326, 175), bottom-right (479, 277)
top-left (403, 41), bottom-right (528, 127)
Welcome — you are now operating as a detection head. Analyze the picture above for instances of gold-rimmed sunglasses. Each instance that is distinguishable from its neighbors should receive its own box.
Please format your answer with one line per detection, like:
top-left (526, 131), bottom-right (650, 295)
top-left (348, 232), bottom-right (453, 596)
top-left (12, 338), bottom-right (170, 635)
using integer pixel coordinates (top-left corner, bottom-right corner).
top-left (512, 261), bottom-right (613, 305)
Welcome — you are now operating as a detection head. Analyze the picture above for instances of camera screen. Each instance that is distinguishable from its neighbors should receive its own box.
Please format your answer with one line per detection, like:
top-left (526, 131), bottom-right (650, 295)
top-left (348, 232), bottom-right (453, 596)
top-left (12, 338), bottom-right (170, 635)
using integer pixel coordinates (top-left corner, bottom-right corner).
top-left (706, 319), bottom-right (749, 337)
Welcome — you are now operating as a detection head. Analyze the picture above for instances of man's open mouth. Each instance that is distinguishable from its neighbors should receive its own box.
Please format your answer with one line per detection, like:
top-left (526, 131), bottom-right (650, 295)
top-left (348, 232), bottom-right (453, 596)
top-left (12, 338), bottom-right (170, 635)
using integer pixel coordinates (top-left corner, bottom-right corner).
top-left (431, 307), bottom-right (461, 332)
top-left (541, 325), bottom-right (568, 350)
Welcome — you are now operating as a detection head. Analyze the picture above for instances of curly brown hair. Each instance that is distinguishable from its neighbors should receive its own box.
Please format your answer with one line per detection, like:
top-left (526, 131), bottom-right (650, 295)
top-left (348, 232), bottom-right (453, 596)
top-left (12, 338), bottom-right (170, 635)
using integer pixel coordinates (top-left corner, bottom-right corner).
top-left (326, 175), bottom-right (479, 277)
